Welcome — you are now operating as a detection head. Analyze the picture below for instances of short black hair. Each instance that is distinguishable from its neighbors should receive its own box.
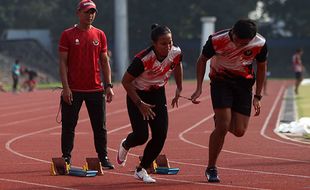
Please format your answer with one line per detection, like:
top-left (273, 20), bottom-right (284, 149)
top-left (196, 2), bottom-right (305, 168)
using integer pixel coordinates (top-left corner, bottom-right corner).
top-left (232, 19), bottom-right (257, 39)
top-left (150, 23), bottom-right (171, 42)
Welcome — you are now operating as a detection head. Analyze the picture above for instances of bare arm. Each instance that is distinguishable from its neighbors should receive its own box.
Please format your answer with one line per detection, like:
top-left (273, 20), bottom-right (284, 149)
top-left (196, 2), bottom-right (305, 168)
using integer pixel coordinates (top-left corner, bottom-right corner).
top-left (100, 51), bottom-right (114, 103)
top-left (191, 54), bottom-right (209, 101)
top-left (171, 63), bottom-right (183, 108)
top-left (253, 61), bottom-right (267, 116)
top-left (255, 61), bottom-right (267, 96)
top-left (59, 52), bottom-right (72, 105)
top-left (122, 72), bottom-right (141, 105)
top-left (174, 63), bottom-right (183, 92)
top-left (122, 72), bottom-right (156, 120)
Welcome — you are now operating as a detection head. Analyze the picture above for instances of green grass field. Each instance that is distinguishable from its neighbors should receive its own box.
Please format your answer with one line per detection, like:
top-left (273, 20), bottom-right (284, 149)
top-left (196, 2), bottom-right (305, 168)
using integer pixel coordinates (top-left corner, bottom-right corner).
top-left (37, 82), bottom-right (62, 89)
top-left (296, 84), bottom-right (310, 118)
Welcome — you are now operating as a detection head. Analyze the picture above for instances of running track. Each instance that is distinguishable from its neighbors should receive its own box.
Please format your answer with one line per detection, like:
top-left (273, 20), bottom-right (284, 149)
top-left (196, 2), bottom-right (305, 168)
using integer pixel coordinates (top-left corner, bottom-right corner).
top-left (0, 80), bottom-right (309, 190)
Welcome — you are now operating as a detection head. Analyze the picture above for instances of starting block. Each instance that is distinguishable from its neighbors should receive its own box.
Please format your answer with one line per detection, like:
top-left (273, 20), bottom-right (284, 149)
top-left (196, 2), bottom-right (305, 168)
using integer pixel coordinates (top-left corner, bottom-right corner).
top-left (139, 154), bottom-right (180, 175)
top-left (83, 157), bottom-right (104, 175)
top-left (155, 167), bottom-right (180, 175)
top-left (69, 167), bottom-right (97, 177)
top-left (50, 157), bottom-right (70, 176)
top-left (50, 157), bottom-right (101, 177)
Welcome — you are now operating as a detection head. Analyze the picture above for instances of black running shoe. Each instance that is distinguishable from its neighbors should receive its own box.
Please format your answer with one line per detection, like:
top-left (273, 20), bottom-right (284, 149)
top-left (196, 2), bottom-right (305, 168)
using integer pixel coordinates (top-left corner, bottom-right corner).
top-left (100, 156), bottom-right (115, 169)
top-left (205, 166), bottom-right (220, 182)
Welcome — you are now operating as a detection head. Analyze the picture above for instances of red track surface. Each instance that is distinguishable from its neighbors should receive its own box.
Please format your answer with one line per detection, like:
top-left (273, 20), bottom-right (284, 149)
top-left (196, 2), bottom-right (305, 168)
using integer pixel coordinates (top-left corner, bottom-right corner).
top-left (0, 80), bottom-right (309, 190)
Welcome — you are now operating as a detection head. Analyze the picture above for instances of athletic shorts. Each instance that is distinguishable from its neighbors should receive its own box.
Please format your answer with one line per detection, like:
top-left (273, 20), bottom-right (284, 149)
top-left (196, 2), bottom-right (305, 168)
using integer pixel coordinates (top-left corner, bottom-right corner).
top-left (210, 78), bottom-right (255, 116)
top-left (295, 72), bottom-right (302, 80)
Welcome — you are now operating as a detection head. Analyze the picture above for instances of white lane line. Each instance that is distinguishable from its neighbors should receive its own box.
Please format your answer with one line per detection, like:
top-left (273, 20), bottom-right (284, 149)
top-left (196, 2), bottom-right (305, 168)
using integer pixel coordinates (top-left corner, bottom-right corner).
top-left (2, 96), bottom-right (222, 189)
top-left (8, 92), bottom-right (305, 189)
top-left (0, 114), bottom-right (55, 128)
top-left (103, 170), bottom-right (271, 190)
top-left (107, 146), bottom-right (274, 189)
top-left (178, 114), bottom-right (310, 163)
top-left (0, 177), bottom-right (77, 190)
top-left (5, 125), bottom-right (61, 164)
top-left (166, 160), bottom-right (310, 179)
top-left (260, 84), bottom-right (310, 148)
top-left (0, 101), bottom-right (53, 111)
top-left (0, 105), bottom-right (58, 117)
top-left (0, 108), bottom-right (128, 128)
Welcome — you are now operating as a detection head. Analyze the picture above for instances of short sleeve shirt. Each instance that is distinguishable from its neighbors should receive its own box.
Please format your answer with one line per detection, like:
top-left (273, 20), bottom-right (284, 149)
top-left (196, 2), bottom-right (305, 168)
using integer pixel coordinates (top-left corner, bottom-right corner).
top-left (202, 29), bottom-right (268, 80)
top-left (59, 25), bottom-right (107, 92)
top-left (127, 46), bottom-right (182, 91)
top-left (12, 64), bottom-right (20, 76)
top-left (292, 53), bottom-right (302, 72)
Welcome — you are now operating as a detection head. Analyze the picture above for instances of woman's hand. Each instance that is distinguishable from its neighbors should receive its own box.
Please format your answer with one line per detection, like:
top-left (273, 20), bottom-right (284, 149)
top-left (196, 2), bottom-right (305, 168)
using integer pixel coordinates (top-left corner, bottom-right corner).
top-left (137, 100), bottom-right (156, 120)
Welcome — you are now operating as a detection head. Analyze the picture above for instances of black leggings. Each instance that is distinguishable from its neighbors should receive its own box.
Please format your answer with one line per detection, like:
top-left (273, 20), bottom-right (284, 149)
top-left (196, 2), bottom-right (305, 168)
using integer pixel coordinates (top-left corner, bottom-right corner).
top-left (124, 87), bottom-right (168, 169)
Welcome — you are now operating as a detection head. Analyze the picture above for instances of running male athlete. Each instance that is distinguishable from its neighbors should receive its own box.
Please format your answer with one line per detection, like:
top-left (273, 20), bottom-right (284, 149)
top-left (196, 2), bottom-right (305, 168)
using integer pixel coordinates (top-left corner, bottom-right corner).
top-left (191, 19), bottom-right (268, 182)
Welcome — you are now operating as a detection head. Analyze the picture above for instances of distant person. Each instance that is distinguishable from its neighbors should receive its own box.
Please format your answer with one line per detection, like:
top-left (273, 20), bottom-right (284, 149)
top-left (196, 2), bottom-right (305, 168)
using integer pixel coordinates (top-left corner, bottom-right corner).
top-left (292, 48), bottom-right (304, 94)
top-left (117, 24), bottom-right (183, 183)
top-left (11, 59), bottom-right (21, 93)
top-left (0, 72), bottom-right (6, 92)
top-left (191, 19), bottom-right (267, 183)
top-left (0, 82), bottom-right (6, 92)
top-left (22, 68), bottom-right (38, 92)
top-left (58, 0), bottom-right (114, 169)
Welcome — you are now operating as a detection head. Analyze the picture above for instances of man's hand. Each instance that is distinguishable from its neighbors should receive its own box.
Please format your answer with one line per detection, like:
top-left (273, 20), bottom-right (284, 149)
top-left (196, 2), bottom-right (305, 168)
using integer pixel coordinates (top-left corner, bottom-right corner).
top-left (253, 98), bottom-right (261, 116)
top-left (105, 87), bottom-right (114, 103)
top-left (62, 87), bottom-right (73, 105)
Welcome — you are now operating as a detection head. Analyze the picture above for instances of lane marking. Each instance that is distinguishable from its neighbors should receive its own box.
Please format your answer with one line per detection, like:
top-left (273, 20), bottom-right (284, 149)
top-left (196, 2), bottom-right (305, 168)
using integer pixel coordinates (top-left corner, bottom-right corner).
top-left (0, 177), bottom-right (77, 190)
top-left (260, 84), bottom-right (310, 148)
top-left (178, 114), bottom-right (310, 163)
top-left (4, 85), bottom-right (308, 189)
top-left (0, 105), bottom-right (57, 117)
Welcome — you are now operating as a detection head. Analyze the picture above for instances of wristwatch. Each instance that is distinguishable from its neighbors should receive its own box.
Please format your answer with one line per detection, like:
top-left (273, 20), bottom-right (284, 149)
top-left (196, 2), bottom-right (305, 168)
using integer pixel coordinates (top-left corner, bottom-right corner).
top-left (254, 94), bottom-right (262, 101)
top-left (104, 83), bottom-right (113, 89)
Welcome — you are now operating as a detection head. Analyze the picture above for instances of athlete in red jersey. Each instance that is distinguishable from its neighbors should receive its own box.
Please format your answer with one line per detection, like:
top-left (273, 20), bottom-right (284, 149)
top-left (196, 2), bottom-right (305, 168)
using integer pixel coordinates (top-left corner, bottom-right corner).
top-left (58, 0), bottom-right (114, 169)
top-left (116, 24), bottom-right (183, 183)
top-left (292, 48), bottom-right (304, 94)
top-left (191, 19), bottom-right (268, 182)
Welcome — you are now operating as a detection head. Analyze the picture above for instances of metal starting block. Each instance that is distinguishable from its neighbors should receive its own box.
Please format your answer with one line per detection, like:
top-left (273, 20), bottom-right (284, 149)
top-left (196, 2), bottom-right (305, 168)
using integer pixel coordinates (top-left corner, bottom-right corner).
top-left (68, 167), bottom-right (97, 177)
top-left (139, 154), bottom-right (180, 175)
top-left (50, 157), bottom-right (101, 177)
top-left (50, 157), bottom-right (70, 176)
top-left (83, 157), bottom-right (104, 175)
top-left (155, 167), bottom-right (180, 175)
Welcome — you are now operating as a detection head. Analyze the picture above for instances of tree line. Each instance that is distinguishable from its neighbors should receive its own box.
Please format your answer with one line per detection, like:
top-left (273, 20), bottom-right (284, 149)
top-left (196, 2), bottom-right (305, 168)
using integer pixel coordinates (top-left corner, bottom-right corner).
top-left (0, 0), bottom-right (309, 53)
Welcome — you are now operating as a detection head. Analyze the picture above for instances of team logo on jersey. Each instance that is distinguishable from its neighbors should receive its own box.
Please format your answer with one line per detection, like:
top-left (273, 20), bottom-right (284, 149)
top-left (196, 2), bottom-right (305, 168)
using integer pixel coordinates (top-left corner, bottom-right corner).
top-left (244, 50), bottom-right (252, 56)
top-left (75, 39), bottom-right (80, 45)
top-left (93, 40), bottom-right (99, 46)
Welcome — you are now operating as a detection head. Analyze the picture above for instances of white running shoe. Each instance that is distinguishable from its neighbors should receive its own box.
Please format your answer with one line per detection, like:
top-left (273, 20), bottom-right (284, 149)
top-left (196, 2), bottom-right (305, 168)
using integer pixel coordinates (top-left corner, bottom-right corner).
top-left (116, 139), bottom-right (128, 166)
top-left (134, 168), bottom-right (156, 183)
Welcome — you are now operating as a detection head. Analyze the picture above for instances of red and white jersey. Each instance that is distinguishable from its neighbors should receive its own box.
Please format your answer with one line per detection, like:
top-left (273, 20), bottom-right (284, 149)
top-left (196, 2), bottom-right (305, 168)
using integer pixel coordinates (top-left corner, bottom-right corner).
top-left (292, 53), bottom-right (302, 72)
top-left (202, 29), bottom-right (267, 79)
top-left (59, 25), bottom-right (107, 92)
top-left (127, 46), bottom-right (182, 91)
